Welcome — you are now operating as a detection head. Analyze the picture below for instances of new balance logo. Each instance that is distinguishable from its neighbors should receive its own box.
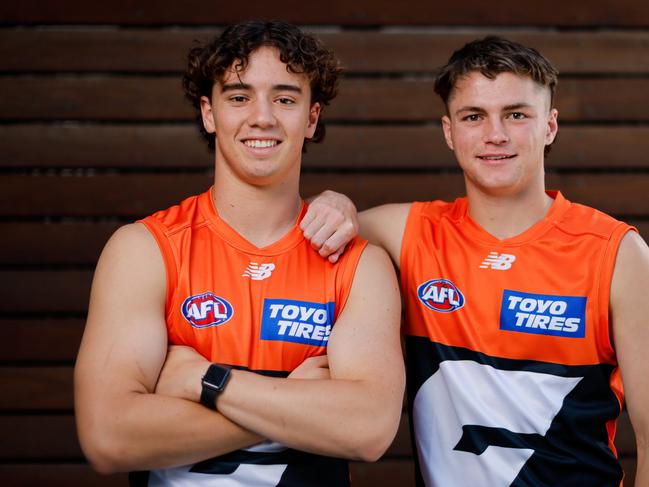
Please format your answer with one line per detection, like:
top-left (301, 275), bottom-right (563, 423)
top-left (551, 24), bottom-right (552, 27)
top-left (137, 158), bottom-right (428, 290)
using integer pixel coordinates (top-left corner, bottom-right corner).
top-left (480, 252), bottom-right (516, 270)
top-left (243, 262), bottom-right (275, 281)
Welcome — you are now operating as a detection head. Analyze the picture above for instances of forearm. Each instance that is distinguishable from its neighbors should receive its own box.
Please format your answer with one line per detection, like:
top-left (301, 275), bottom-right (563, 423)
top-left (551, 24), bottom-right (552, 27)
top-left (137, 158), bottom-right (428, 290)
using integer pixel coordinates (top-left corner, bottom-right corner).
top-left (76, 390), bottom-right (262, 473)
top-left (216, 370), bottom-right (402, 461)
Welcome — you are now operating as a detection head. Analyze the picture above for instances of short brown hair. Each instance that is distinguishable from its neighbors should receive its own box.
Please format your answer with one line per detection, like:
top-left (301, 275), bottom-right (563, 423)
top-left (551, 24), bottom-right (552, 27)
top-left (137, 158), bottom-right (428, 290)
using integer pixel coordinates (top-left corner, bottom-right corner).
top-left (434, 36), bottom-right (559, 108)
top-left (183, 20), bottom-right (341, 151)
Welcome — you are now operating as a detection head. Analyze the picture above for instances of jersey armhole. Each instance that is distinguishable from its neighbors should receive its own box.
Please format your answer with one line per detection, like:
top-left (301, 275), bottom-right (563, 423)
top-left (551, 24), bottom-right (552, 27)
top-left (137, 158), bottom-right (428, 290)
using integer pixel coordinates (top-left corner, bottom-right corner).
top-left (138, 216), bottom-right (178, 320)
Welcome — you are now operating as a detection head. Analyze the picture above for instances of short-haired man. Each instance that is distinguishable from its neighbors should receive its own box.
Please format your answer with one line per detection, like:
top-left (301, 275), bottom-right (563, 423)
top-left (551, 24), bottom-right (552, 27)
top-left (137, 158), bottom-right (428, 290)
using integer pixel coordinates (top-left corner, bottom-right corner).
top-left (305, 37), bottom-right (649, 486)
top-left (74, 21), bottom-right (404, 486)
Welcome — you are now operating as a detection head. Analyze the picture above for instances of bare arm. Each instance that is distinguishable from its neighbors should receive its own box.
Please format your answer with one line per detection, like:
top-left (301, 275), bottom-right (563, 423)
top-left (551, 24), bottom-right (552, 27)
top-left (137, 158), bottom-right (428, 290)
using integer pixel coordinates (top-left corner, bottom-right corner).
top-left (610, 231), bottom-right (649, 486)
top-left (358, 203), bottom-right (411, 266)
top-left (74, 223), bottom-right (261, 474)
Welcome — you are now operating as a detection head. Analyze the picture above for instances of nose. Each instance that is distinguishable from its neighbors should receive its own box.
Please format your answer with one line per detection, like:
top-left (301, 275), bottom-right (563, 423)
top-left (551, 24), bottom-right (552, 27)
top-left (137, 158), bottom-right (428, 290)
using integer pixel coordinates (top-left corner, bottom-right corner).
top-left (248, 97), bottom-right (276, 128)
top-left (483, 116), bottom-right (509, 145)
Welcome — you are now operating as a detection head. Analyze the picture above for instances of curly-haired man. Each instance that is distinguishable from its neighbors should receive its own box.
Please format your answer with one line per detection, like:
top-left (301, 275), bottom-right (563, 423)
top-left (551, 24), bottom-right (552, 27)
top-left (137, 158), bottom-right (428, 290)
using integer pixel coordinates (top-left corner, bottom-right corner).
top-left (74, 20), bottom-right (404, 486)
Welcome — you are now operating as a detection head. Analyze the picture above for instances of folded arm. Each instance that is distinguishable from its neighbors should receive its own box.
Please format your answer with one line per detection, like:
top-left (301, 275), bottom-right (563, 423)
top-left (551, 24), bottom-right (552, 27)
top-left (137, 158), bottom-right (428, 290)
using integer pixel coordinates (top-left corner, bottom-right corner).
top-left (162, 244), bottom-right (405, 461)
top-left (74, 223), bottom-right (262, 474)
top-left (215, 244), bottom-right (405, 461)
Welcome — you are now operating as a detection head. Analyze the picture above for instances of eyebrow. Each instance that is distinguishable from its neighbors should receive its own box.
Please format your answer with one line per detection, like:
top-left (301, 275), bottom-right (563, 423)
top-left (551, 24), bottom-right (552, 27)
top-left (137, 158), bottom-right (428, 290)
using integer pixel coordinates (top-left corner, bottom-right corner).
top-left (454, 103), bottom-right (533, 115)
top-left (220, 83), bottom-right (303, 94)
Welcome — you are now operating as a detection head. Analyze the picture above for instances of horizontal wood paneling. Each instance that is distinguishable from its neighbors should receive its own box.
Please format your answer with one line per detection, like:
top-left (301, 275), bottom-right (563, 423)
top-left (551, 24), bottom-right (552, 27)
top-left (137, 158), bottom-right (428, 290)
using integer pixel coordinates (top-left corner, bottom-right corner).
top-left (0, 462), bottom-right (417, 487)
top-left (0, 367), bottom-right (72, 410)
top-left (0, 459), bottom-right (636, 487)
top-left (0, 319), bottom-right (85, 360)
top-left (2, 221), bottom-right (648, 266)
top-left (2, 77), bottom-right (649, 122)
top-left (4, 124), bottom-right (649, 170)
top-left (0, 222), bottom-right (118, 264)
top-left (1, 174), bottom-right (647, 218)
top-left (0, 271), bottom-right (92, 312)
top-left (2, 30), bottom-right (649, 74)
top-left (1, 0), bottom-right (648, 26)
top-left (1, 8), bottom-right (644, 483)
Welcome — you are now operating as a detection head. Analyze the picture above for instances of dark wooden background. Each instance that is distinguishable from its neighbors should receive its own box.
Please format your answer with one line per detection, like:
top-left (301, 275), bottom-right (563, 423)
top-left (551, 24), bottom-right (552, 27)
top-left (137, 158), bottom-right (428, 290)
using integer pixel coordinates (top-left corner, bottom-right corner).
top-left (1, 1), bottom-right (647, 485)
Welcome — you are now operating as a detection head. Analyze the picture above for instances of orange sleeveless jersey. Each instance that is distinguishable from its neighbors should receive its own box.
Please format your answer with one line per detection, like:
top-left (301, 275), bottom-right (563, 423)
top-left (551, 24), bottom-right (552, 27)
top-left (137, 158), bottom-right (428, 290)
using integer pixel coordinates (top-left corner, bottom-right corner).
top-left (136, 188), bottom-right (366, 487)
top-left (400, 191), bottom-right (634, 487)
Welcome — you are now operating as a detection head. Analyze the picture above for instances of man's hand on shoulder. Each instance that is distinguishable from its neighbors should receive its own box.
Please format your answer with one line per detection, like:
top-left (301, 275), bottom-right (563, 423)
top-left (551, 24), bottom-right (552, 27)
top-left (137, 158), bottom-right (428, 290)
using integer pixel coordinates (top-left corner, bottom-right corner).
top-left (302, 190), bottom-right (359, 263)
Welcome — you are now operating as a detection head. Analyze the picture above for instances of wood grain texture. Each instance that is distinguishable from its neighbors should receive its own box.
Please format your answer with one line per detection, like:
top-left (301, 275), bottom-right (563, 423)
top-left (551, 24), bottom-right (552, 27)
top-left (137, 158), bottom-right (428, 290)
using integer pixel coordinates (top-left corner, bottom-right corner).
top-left (1, 0), bottom-right (648, 26)
top-left (2, 76), bottom-right (648, 122)
top-left (3, 30), bottom-right (649, 74)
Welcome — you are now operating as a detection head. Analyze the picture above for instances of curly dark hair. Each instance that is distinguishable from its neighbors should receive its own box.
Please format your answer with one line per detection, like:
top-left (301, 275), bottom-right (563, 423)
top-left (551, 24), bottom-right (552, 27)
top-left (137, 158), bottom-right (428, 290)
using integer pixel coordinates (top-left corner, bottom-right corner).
top-left (182, 20), bottom-right (341, 152)
top-left (434, 36), bottom-right (559, 154)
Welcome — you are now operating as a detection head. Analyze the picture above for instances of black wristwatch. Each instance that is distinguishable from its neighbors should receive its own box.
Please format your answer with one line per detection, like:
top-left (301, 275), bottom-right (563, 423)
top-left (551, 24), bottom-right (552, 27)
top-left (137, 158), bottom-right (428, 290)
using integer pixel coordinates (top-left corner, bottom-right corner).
top-left (200, 363), bottom-right (231, 410)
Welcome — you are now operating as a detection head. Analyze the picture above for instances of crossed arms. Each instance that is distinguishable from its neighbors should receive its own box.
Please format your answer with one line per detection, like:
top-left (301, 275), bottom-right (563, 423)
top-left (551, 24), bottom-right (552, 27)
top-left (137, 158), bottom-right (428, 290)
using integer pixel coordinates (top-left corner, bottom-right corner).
top-left (74, 222), bottom-right (404, 473)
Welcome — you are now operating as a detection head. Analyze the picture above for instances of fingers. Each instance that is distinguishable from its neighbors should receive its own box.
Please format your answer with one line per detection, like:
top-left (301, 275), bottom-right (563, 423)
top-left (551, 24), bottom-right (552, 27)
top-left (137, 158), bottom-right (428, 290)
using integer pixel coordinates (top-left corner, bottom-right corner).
top-left (301, 191), bottom-right (359, 260)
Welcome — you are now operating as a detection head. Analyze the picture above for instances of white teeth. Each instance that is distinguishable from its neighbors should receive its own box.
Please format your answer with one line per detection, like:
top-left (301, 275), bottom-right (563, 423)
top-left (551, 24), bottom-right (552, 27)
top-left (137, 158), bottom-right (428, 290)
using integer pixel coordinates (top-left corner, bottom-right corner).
top-left (482, 155), bottom-right (511, 160)
top-left (244, 140), bottom-right (278, 148)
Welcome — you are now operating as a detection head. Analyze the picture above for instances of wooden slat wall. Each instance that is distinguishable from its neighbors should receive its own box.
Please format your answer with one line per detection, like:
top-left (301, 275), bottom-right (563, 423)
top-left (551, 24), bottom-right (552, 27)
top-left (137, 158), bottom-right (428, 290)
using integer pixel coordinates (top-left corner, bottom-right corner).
top-left (1, 2), bottom-right (646, 485)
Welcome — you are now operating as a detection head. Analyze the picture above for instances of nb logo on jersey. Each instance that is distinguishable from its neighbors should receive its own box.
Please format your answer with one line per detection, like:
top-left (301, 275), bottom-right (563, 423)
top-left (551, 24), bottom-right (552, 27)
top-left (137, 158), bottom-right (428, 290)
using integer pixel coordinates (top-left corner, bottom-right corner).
top-left (480, 252), bottom-right (516, 270)
top-left (181, 292), bottom-right (234, 328)
top-left (243, 262), bottom-right (275, 281)
top-left (417, 279), bottom-right (465, 313)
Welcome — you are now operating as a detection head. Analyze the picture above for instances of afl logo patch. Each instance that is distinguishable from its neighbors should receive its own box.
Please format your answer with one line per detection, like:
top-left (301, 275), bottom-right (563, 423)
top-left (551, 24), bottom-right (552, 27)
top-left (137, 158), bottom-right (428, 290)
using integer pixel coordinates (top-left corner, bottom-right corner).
top-left (417, 279), bottom-right (465, 313)
top-left (181, 292), bottom-right (234, 328)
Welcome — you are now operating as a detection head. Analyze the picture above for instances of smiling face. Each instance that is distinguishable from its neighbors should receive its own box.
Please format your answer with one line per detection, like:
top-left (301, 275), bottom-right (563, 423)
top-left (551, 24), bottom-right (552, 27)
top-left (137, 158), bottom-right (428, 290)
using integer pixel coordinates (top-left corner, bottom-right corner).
top-left (200, 46), bottom-right (320, 187)
top-left (442, 71), bottom-right (558, 198)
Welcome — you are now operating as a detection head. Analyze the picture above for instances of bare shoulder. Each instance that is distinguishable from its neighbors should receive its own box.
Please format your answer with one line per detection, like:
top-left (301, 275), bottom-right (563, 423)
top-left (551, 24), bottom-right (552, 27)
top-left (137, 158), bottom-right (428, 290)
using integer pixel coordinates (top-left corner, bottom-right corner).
top-left (358, 203), bottom-right (412, 266)
top-left (346, 243), bottom-right (400, 312)
top-left (610, 230), bottom-right (649, 340)
top-left (611, 230), bottom-right (649, 300)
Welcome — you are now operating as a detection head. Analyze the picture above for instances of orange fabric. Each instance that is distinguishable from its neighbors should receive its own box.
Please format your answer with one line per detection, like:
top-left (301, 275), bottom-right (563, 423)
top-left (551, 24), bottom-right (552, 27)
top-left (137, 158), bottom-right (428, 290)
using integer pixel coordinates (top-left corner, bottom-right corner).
top-left (401, 190), bottom-right (634, 462)
top-left (140, 188), bottom-right (367, 373)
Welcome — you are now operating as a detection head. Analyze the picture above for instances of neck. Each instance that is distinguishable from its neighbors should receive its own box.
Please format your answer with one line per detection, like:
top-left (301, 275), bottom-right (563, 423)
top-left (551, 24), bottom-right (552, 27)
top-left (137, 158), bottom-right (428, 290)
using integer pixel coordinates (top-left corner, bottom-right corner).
top-left (212, 164), bottom-right (302, 248)
top-left (466, 183), bottom-right (553, 240)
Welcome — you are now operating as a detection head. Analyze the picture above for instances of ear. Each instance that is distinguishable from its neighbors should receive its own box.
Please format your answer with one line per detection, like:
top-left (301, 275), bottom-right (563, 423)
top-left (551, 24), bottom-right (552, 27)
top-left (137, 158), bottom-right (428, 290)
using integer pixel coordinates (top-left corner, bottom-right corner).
top-left (441, 115), bottom-right (454, 151)
top-left (200, 95), bottom-right (216, 134)
top-left (545, 108), bottom-right (559, 145)
top-left (305, 102), bottom-right (321, 139)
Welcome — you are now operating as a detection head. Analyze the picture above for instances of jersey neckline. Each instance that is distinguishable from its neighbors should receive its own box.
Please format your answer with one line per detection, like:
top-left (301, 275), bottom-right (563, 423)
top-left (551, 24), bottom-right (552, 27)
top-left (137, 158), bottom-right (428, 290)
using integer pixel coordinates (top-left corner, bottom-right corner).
top-left (198, 187), bottom-right (307, 256)
top-left (451, 190), bottom-right (571, 246)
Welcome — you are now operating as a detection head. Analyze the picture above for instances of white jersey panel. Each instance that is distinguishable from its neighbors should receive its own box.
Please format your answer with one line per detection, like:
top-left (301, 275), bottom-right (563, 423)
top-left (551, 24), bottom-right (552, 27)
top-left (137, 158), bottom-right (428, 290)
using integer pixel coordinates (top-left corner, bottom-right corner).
top-left (413, 360), bottom-right (582, 486)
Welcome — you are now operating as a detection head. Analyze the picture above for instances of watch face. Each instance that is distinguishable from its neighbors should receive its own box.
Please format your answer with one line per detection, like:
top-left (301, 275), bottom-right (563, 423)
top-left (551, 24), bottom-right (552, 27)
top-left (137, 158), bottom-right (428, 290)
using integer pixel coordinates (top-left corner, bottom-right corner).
top-left (203, 364), bottom-right (231, 391)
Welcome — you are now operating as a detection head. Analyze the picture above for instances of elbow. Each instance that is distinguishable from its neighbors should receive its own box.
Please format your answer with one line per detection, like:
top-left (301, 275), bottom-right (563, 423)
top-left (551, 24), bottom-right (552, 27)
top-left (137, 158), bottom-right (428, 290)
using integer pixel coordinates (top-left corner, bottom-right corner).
top-left (81, 438), bottom-right (126, 474)
top-left (351, 428), bottom-right (395, 463)
top-left (77, 423), bottom-right (133, 474)
top-left (348, 413), bottom-right (401, 463)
